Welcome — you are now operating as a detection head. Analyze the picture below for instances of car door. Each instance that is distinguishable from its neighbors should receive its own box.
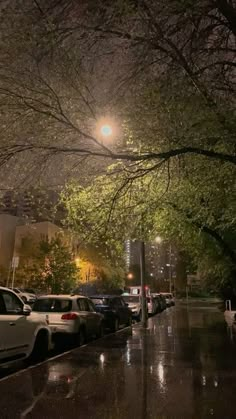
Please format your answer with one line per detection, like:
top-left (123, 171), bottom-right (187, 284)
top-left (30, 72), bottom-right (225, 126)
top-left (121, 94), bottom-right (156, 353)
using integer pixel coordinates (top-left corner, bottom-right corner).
top-left (119, 297), bottom-right (131, 324)
top-left (113, 297), bottom-right (127, 325)
top-left (1, 290), bottom-right (34, 359)
top-left (0, 292), bottom-right (7, 360)
top-left (77, 298), bottom-right (99, 338)
top-left (87, 299), bottom-right (101, 335)
top-left (77, 298), bottom-right (92, 336)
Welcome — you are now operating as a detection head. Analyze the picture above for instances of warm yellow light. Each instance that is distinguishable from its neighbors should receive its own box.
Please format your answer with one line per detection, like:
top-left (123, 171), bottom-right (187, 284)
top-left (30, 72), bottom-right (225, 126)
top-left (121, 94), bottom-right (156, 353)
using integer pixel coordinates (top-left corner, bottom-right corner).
top-left (155, 236), bottom-right (162, 244)
top-left (127, 272), bottom-right (134, 280)
top-left (75, 257), bottom-right (80, 268)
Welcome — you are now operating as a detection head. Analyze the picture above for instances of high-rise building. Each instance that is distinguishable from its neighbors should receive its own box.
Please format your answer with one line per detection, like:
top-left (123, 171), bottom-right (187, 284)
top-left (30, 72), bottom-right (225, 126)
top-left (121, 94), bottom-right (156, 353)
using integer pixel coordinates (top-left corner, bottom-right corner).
top-left (125, 239), bottom-right (141, 271)
top-left (0, 188), bottom-right (64, 223)
top-left (125, 238), bottom-right (178, 290)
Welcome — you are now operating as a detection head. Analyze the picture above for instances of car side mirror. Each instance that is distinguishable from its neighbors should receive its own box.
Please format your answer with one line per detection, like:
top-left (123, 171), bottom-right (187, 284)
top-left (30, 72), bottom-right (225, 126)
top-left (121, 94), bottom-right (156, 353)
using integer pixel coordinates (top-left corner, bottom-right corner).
top-left (23, 304), bottom-right (32, 316)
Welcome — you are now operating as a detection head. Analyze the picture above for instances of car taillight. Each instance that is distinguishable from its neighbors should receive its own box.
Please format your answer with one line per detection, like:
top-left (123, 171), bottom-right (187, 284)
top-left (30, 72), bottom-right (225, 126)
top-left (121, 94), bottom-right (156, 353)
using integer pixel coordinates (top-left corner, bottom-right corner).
top-left (61, 312), bottom-right (78, 320)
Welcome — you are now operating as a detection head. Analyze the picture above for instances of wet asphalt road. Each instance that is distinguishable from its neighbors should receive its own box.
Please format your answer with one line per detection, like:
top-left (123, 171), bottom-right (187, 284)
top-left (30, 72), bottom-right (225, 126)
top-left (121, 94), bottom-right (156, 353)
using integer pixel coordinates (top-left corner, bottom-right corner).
top-left (1, 302), bottom-right (236, 419)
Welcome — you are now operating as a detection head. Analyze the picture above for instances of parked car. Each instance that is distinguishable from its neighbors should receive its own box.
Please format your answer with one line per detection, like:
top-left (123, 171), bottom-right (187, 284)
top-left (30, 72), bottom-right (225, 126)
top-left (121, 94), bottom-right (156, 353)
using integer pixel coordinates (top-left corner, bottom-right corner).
top-left (122, 294), bottom-right (144, 321)
top-left (147, 295), bottom-right (158, 315)
top-left (157, 294), bottom-right (167, 311)
top-left (160, 293), bottom-right (175, 307)
top-left (32, 294), bottom-right (104, 346)
top-left (0, 286), bottom-right (51, 366)
top-left (151, 294), bottom-right (163, 313)
top-left (13, 288), bottom-right (36, 304)
top-left (90, 295), bottom-right (132, 332)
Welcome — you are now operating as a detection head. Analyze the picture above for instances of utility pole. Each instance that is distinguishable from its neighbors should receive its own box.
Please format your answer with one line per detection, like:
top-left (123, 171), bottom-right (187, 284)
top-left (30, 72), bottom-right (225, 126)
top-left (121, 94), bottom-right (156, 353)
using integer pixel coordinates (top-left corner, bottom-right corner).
top-left (140, 240), bottom-right (147, 327)
top-left (169, 244), bottom-right (172, 293)
top-left (11, 256), bottom-right (19, 289)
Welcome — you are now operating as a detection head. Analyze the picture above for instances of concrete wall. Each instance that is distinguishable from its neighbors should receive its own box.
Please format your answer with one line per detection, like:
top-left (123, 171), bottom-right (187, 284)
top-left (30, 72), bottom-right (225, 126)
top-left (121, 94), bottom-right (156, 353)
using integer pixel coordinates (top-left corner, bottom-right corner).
top-left (14, 221), bottom-right (63, 256)
top-left (0, 214), bottom-right (19, 269)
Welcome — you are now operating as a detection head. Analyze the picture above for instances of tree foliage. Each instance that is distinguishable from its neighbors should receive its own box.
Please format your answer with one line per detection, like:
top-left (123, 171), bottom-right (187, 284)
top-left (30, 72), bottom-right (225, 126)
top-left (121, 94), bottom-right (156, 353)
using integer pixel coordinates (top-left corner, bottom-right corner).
top-left (16, 235), bottom-right (77, 293)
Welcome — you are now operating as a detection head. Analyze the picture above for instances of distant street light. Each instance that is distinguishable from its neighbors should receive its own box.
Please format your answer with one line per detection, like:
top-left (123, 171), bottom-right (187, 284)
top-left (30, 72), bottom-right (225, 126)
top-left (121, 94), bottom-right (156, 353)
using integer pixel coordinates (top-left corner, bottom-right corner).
top-left (127, 272), bottom-right (134, 280)
top-left (155, 235), bottom-right (162, 244)
top-left (75, 257), bottom-right (80, 268)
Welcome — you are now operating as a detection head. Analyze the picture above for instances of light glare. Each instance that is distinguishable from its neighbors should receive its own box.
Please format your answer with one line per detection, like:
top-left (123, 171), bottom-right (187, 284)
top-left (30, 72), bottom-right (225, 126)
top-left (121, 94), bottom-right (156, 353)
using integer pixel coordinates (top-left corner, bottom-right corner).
top-left (100, 124), bottom-right (112, 137)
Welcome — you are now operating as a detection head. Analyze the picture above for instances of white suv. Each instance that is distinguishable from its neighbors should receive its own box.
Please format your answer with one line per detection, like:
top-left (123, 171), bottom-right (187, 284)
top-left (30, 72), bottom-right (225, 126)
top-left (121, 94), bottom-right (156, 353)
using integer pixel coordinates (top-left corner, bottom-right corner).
top-left (32, 294), bottom-right (104, 346)
top-left (0, 287), bottom-right (51, 366)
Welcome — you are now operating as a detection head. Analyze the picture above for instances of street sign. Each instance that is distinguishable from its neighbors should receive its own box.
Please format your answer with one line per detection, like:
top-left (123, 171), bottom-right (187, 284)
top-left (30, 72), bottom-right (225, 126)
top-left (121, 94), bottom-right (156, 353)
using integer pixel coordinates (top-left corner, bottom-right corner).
top-left (12, 256), bottom-right (19, 268)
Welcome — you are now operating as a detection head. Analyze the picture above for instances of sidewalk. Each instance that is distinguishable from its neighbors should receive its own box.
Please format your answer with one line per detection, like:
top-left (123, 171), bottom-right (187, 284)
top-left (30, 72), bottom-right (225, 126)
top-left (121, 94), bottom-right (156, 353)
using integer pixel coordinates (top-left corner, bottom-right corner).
top-left (1, 304), bottom-right (236, 418)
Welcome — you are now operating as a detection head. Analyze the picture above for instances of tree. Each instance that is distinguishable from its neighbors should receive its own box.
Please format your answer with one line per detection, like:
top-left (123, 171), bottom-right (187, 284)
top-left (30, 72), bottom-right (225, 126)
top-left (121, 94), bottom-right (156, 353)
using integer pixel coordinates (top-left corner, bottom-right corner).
top-left (15, 235), bottom-right (77, 293)
top-left (38, 236), bottom-right (77, 293)
top-left (61, 143), bottom-right (236, 295)
top-left (0, 0), bottom-right (235, 181)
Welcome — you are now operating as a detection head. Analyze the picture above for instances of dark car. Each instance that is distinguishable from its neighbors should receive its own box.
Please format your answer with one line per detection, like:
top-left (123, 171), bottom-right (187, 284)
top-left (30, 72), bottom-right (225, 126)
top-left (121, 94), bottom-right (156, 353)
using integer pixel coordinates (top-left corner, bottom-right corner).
top-left (158, 294), bottom-right (167, 310)
top-left (90, 295), bottom-right (132, 332)
top-left (151, 294), bottom-right (163, 313)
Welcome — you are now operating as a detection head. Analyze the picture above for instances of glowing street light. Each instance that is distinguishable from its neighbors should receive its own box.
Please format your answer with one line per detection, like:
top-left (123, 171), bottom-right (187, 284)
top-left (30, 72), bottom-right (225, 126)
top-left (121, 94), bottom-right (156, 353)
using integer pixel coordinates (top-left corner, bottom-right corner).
top-left (127, 272), bottom-right (134, 280)
top-left (75, 257), bottom-right (80, 268)
top-left (100, 124), bottom-right (113, 137)
top-left (155, 235), bottom-right (162, 244)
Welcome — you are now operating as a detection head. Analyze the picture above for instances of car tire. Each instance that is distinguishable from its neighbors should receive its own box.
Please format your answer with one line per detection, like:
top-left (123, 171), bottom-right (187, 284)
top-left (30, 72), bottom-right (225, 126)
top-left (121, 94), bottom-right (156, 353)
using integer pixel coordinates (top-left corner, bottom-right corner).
top-left (112, 318), bottom-right (119, 332)
top-left (28, 331), bottom-right (49, 364)
top-left (75, 327), bottom-right (86, 347)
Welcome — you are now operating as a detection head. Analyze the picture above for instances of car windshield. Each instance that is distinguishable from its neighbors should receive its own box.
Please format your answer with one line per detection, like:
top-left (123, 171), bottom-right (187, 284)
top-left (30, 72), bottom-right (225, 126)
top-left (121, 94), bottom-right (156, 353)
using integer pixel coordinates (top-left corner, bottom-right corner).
top-left (122, 296), bottom-right (140, 303)
top-left (33, 298), bottom-right (72, 312)
top-left (91, 298), bottom-right (108, 305)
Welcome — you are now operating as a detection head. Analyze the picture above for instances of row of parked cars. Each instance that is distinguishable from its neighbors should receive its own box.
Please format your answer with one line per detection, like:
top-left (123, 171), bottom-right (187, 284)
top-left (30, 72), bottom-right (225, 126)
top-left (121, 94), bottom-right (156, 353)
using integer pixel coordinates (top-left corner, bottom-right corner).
top-left (122, 292), bottom-right (175, 320)
top-left (0, 287), bottom-right (174, 369)
top-left (0, 287), bottom-right (133, 368)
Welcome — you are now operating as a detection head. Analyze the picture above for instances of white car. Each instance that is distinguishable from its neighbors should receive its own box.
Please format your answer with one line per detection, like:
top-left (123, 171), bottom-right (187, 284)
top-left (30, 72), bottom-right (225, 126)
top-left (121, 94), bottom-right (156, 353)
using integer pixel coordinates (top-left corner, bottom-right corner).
top-left (13, 288), bottom-right (36, 304)
top-left (0, 287), bottom-right (51, 366)
top-left (160, 293), bottom-right (175, 307)
top-left (122, 295), bottom-right (142, 321)
top-left (32, 294), bottom-right (104, 346)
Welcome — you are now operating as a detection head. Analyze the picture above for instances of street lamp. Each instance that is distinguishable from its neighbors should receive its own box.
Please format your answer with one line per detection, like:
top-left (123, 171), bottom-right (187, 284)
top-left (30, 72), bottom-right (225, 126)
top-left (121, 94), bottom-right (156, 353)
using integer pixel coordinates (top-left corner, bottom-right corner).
top-left (96, 118), bottom-right (116, 143)
top-left (155, 235), bottom-right (162, 244)
top-left (100, 124), bottom-right (113, 137)
top-left (75, 257), bottom-right (80, 268)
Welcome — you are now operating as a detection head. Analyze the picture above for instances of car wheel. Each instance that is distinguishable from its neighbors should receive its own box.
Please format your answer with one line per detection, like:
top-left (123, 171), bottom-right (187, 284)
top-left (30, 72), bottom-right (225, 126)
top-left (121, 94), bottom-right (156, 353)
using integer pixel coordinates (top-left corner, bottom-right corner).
top-left (75, 327), bottom-right (86, 347)
top-left (28, 331), bottom-right (49, 363)
top-left (112, 318), bottom-right (119, 332)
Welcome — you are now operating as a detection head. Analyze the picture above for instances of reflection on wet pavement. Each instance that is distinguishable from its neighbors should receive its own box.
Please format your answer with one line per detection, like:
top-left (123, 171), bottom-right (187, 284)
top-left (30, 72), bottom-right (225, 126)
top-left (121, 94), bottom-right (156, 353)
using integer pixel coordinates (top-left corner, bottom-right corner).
top-left (1, 302), bottom-right (236, 418)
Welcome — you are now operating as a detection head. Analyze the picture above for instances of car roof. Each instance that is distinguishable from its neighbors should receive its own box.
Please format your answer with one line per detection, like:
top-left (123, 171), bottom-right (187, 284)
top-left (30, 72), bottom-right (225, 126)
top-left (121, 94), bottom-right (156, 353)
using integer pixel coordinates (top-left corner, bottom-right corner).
top-left (36, 294), bottom-right (86, 300)
top-left (90, 295), bottom-right (122, 299)
top-left (0, 286), bottom-right (17, 292)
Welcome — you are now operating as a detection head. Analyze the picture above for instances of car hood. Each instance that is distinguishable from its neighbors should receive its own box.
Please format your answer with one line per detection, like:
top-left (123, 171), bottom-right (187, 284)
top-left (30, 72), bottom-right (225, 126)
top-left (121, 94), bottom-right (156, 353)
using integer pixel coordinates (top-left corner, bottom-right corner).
top-left (127, 303), bottom-right (139, 309)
